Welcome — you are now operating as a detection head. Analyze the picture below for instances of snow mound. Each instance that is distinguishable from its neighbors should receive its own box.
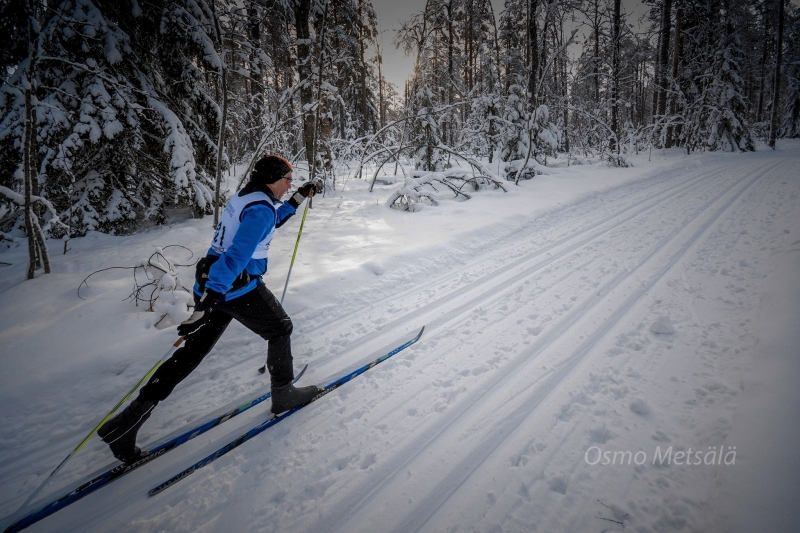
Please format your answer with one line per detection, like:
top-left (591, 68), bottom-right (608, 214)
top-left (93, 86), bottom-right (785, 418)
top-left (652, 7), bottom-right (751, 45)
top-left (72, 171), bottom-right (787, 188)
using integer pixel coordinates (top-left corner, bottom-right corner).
top-left (649, 316), bottom-right (675, 334)
top-left (364, 261), bottom-right (385, 276)
top-left (609, 503), bottom-right (629, 521)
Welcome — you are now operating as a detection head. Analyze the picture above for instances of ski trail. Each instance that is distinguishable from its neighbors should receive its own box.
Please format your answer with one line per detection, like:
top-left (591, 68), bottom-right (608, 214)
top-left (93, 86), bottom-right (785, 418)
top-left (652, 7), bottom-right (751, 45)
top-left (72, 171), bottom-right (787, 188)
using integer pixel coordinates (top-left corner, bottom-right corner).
top-left (302, 160), bottom-right (781, 533)
top-left (300, 159), bottom-right (746, 373)
top-left (504, 160), bottom-right (796, 533)
top-left (387, 160), bottom-right (777, 533)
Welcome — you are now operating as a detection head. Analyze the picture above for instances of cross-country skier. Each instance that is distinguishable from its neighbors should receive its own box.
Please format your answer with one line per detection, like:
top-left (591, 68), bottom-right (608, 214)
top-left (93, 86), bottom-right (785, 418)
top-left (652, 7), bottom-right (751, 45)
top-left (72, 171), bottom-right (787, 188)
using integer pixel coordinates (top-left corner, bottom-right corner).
top-left (98, 154), bottom-right (320, 464)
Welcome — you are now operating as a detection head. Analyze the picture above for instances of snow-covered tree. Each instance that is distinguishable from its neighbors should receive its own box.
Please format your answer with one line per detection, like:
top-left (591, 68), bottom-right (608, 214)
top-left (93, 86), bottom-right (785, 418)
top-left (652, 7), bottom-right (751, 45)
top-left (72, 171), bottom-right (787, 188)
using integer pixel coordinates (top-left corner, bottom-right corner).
top-left (0, 0), bottom-right (226, 242)
top-left (665, 0), bottom-right (755, 152)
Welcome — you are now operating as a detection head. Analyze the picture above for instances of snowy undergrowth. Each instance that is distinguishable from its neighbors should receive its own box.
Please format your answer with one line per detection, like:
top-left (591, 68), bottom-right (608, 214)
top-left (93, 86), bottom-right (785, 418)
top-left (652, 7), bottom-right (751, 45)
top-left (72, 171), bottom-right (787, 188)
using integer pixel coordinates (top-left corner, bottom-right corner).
top-left (1, 145), bottom-right (798, 533)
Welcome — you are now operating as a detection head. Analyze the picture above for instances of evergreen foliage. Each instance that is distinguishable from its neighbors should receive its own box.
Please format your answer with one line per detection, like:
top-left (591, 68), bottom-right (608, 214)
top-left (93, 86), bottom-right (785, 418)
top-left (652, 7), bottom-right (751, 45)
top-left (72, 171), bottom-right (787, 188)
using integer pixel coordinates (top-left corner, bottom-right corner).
top-left (1, 0), bottom-right (798, 269)
top-left (0, 0), bottom-right (384, 245)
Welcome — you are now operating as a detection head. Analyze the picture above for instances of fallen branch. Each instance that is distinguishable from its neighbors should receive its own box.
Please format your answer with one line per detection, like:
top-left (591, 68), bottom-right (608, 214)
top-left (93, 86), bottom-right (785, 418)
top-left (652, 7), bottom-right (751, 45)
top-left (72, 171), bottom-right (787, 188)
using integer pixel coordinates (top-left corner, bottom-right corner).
top-left (78, 245), bottom-right (196, 313)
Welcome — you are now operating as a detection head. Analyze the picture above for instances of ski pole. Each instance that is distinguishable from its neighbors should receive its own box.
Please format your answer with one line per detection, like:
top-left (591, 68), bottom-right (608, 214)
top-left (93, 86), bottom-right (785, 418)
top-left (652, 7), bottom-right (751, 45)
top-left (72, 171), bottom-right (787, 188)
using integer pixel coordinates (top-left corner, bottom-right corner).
top-left (258, 194), bottom-right (312, 374)
top-left (280, 194), bottom-right (311, 305)
top-left (11, 337), bottom-right (183, 517)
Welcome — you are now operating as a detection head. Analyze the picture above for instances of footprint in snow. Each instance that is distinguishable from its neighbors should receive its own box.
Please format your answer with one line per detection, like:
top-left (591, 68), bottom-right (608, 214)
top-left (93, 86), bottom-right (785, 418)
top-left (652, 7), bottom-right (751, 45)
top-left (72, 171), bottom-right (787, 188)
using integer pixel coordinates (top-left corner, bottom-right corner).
top-left (549, 475), bottom-right (568, 495)
top-left (652, 430), bottom-right (671, 442)
top-left (630, 398), bottom-right (651, 415)
top-left (360, 453), bottom-right (376, 469)
top-left (589, 426), bottom-right (614, 444)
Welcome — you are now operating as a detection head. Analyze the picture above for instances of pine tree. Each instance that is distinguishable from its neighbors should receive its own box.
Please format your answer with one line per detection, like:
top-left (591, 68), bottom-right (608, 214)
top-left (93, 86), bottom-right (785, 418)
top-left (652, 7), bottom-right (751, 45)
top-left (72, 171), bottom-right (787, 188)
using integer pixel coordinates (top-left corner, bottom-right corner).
top-left (671, 0), bottom-right (754, 152)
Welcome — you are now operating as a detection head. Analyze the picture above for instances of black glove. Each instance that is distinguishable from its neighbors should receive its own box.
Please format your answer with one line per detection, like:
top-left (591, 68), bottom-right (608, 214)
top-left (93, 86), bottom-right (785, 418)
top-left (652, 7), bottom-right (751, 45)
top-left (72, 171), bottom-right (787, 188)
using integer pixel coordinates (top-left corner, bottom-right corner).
top-left (287, 182), bottom-right (316, 209)
top-left (177, 288), bottom-right (222, 337)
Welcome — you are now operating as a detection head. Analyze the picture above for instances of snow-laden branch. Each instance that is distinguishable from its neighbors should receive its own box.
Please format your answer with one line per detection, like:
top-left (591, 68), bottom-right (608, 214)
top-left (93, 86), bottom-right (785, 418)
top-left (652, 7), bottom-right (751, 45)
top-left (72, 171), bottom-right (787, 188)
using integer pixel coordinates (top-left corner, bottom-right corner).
top-left (0, 186), bottom-right (69, 234)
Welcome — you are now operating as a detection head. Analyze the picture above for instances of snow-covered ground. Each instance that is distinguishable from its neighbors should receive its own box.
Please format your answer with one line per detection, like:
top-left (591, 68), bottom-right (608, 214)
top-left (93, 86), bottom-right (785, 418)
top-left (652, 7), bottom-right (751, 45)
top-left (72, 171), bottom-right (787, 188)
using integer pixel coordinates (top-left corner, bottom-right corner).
top-left (1, 144), bottom-right (799, 533)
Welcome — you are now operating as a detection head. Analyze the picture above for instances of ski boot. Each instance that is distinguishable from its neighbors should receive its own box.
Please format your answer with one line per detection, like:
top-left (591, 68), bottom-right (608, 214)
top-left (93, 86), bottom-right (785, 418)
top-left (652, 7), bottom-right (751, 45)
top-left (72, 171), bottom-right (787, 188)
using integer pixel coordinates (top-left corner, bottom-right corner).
top-left (271, 382), bottom-right (322, 414)
top-left (98, 398), bottom-right (156, 463)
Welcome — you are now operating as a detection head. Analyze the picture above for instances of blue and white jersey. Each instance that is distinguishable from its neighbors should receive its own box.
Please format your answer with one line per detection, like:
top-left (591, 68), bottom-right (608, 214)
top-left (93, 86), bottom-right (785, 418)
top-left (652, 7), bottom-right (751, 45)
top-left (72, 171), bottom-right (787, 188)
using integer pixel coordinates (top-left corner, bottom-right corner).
top-left (197, 189), bottom-right (296, 300)
top-left (211, 191), bottom-right (276, 259)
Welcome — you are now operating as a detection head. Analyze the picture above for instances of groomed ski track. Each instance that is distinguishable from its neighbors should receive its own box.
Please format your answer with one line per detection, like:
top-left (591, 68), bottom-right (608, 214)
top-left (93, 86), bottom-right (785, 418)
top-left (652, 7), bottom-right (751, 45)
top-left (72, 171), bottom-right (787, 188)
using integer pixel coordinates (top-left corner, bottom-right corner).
top-left (14, 149), bottom-right (800, 532)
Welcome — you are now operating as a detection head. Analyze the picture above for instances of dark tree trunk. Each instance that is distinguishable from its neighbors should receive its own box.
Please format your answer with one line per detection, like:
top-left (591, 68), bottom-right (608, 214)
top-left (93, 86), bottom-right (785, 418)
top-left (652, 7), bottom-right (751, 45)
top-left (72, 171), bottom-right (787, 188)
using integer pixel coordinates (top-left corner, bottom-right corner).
top-left (528, 0), bottom-right (538, 102)
top-left (610, 0), bottom-right (621, 153)
top-left (653, 0), bottom-right (672, 138)
top-left (338, 80), bottom-right (346, 138)
top-left (294, 0), bottom-right (315, 164)
top-left (447, 0), bottom-right (454, 145)
top-left (377, 46), bottom-right (385, 129)
top-left (593, 0), bottom-right (600, 103)
top-left (539, 0), bottom-right (550, 95)
top-left (757, 37), bottom-right (771, 122)
top-left (319, 96), bottom-right (333, 173)
top-left (651, 18), bottom-right (662, 122)
top-left (561, 15), bottom-right (569, 152)
top-left (671, 8), bottom-right (681, 80)
top-left (467, 0), bottom-right (474, 92)
top-left (331, 11), bottom-right (346, 138)
top-left (358, 0), bottom-right (368, 135)
top-left (655, 0), bottom-right (672, 124)
top-left (563, 60), bottom-right (570, 152)
top-left (769, 0), bottom-right (784, 148)
top-left (247, 3), bottom-right (264, 119)
top-left (756, 0), bottom-right (772, 121)
top-left (666, 8), bottom-right (682, 148)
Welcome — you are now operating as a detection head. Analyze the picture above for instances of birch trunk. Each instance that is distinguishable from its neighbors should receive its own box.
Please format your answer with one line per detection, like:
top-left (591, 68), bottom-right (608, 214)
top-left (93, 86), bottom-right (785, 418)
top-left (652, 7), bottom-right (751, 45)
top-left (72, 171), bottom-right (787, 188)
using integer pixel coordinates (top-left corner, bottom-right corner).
top-left (23, 5), bottom-right (50, 279)
top-left (212, 0), bottom-right (228, 227)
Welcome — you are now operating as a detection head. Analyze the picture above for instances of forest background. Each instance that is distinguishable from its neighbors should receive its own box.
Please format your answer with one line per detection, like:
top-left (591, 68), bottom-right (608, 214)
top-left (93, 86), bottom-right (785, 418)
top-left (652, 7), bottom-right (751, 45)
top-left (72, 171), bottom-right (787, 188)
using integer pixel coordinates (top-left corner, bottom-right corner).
top-left (0, 0), bottom-right (797, 277)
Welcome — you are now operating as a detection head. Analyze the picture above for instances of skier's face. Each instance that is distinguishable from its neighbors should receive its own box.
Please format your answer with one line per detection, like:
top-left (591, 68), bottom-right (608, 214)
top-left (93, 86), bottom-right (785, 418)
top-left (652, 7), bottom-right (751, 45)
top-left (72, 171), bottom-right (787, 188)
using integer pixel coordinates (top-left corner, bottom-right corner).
top-left (268, 170), bottom-right (293, 199)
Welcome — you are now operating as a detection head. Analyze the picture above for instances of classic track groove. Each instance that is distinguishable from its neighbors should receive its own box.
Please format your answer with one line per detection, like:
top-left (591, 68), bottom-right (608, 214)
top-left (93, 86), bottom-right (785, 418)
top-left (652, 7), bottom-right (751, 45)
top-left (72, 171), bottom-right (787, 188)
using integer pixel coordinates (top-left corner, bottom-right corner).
top-left (301, 160), bottom-right (746, 371)
top-left (301, 159), bottom-right (780, 533)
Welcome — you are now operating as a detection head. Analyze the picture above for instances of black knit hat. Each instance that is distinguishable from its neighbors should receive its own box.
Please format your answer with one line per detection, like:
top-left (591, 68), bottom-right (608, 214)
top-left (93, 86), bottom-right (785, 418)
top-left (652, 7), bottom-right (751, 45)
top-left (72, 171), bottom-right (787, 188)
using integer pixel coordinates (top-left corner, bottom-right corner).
top-left (251, 155), bottom-right (292, 185)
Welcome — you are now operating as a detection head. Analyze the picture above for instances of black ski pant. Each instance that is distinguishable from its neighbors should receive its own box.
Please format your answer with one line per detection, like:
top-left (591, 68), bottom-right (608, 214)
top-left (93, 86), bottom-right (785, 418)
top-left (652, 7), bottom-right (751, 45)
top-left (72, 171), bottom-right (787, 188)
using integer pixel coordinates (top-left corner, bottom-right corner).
top-left (139, 284), bottom-right (294, 403)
